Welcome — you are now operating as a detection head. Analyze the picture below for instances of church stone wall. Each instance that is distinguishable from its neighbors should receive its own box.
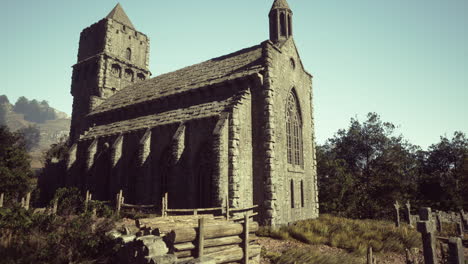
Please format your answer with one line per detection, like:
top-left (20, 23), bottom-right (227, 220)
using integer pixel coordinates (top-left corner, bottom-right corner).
top-left (229, 89), bottom-right (254, 209)
top-left (104, 19), bottom-right (150, 69)
top-left (263, 40), bottom-right (318, 225)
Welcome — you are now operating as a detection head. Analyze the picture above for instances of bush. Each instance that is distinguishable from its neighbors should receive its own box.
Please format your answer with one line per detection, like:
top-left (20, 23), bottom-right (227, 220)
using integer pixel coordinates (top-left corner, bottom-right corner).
top-left (0, 206), bottom-right (118, 264)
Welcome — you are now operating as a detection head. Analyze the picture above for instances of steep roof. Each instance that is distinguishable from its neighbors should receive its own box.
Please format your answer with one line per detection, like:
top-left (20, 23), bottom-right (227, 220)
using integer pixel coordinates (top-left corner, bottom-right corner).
top-left (81, 95), bottom-right (240, 140)
top-left (90, 44), bottom-right (265, 116)
top-left (271, 0), bottom-right (291, 11)
top-left (106, 3), bottom-right (135, 29)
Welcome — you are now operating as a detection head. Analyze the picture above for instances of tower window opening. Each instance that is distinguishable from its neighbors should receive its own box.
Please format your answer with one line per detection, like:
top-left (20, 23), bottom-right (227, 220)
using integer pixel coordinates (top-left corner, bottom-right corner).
top-left (288, 14), bottom-right (292, 36)
top-left (125, 48), bottom-right (132, 61)
top-left (290, 179), bottom-right (295, 208)
top-left (280, 12), bottom-right (287, 37)
top-left (124, 69), bottom-right (134, 81)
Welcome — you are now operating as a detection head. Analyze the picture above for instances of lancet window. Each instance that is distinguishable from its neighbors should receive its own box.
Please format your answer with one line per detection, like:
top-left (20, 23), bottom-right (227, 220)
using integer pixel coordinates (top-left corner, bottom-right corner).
top-left (286, 90), bottom-right (303, 166)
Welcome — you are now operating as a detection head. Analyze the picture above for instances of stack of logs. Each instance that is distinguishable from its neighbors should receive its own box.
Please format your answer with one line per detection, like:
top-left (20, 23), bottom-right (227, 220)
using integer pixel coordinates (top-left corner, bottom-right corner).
top-left (136, 214), bottom-right (261, 264)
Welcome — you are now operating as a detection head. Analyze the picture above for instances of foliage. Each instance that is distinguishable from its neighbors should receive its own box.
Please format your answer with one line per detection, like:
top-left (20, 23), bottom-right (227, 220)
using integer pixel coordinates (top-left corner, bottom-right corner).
top-left (13, 96), bottom-right (57, 123)
top-left (0, 206), bottom-right (118, 264)
top-left (317, 113), bottom-right (421, 219)
top-left (259, 214), bottom-right (421, 256)
top-left (18, 125), bottom-right (41, 151)
top-left (0, 126), bottom-right (35, 199)
top-left (43, 136), bottom-right (69, 165)
top-left (419, 131), bottom-right (468, 211)
top-left (52, 187), bottom-right (85, 216)
top-left (317, 112), bottom-right (468, 218)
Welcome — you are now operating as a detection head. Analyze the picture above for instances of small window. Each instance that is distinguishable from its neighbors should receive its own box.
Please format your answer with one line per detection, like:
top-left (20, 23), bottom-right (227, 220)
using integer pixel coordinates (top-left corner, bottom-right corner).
top-left (111, 64), bottom-right (121, 77)
top-left (288, 14), bottom-right (292, 36)
top-left (290, 58), bottom-right (296, 69)
top-left (301, 180), bottom-right (305, 207)
top-left (124, 69), bottom-right (134, 81)
top-left (137, 73), bottom-right (145, 81)
top-left (125, 48), bottom-right (132, 61)
top-left (290, 179), bottom-right (295, 208)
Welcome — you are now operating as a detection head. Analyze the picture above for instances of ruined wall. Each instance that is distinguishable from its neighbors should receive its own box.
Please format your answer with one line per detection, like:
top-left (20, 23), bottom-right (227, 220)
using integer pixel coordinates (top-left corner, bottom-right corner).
top-left (262, 40), bottom-right (318, 225)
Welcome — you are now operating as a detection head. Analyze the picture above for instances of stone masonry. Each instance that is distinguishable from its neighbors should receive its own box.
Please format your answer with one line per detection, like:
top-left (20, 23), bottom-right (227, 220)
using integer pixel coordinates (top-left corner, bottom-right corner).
top-left (67, 0), bottom-right (318, 226)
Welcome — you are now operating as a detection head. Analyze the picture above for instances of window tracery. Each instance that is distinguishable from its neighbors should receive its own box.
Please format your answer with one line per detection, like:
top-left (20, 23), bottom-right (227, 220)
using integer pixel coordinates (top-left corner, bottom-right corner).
top-left (286, 90), bottom-right (303, 166)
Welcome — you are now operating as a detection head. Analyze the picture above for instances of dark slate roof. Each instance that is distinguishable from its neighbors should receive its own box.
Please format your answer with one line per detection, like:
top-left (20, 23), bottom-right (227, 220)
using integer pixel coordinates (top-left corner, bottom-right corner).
top-left (81, 96), bottom-right (239, 140)
top-left (90, 44), bottom-right (264, 116)
top-left (106, 3), bottom-right (135, 29)
top-left (271, 0), bottom-right (291, 10)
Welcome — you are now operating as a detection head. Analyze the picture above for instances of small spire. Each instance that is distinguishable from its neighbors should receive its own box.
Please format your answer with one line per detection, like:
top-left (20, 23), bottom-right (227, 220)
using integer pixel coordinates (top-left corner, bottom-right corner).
top-left (106, 3), bottom-right (135, 29)
top-left (270, 0), bottom-right (291, 12)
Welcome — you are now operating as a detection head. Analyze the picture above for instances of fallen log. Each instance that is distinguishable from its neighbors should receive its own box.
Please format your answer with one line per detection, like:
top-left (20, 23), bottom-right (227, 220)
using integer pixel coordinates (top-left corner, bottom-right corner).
top-left (137, 216), bottom-right (217, 229)
top-left (172, 235), bottom-right (258, 252)
top-left (165, 222), bottom-right (259, 244)
top-left (175, 244), bottom-right (239, 258)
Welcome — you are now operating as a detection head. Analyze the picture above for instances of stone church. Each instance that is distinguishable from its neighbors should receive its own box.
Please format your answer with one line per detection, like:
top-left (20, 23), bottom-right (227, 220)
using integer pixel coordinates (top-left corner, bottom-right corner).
top-left (66, 0), bottom-right (318, 225)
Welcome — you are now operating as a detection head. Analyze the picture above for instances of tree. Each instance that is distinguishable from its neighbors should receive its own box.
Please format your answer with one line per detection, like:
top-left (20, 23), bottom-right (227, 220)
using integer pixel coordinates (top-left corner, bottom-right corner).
top-left (18, 125), bottom-right (41, 151)
top-left (419, 131), bottom-right (468, 210)
top-left (0, 126), bottom-right (35, 199)
top-left (317, 113), bottom-right (421, 219)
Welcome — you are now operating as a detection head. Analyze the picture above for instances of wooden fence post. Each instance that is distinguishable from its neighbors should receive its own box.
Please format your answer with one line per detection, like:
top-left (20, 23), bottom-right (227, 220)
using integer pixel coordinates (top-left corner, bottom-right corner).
top-left (367, 247), bottom-right (375, 264)
top-left (242, 213), bottom-right (250, 264)
top-left (85, 190), bottom-right (90, 212)
top-left (197, 217), bottom-right (205, 258)
top-left (435, 211), bottom-right (442, 232)
top-left (0, 193), bottom-right (4, 208)
top-left (52, 199), bottom-right (58, 215)
top-left (164, 192), bottom-right (168, 217)
top-left (417, 208), bottom-right (437, 264)
top-left (25, 192), bottom-right (31, 210)
top-left (116, 190), bottom-right (123, 216)
top-left (394, 201), bottom-right (401, 228)
top-left (448, 237), bottom-right (465, 264)
top-left (225, 196), bottom-right (230, 220)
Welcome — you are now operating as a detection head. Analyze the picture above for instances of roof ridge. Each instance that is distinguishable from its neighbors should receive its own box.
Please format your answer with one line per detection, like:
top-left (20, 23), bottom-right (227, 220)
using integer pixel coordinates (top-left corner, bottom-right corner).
top-left (106, 3), bottom-right (135, 29)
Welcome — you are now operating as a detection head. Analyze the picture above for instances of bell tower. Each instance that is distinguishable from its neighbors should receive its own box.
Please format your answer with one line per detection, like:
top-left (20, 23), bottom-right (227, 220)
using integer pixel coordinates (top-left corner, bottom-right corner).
top-left (269, 0), bottom-right (293, 43)
top-left (70, 3), bottom-right (151, 142)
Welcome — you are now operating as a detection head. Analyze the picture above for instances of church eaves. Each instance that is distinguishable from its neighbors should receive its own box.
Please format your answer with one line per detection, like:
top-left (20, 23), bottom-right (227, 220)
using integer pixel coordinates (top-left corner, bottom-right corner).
top-left (106, 3), bottom-right (135, 29)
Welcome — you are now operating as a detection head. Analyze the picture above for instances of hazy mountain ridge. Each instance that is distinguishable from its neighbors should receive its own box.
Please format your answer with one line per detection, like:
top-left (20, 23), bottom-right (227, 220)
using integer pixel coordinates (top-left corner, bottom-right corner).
top-left (0, 95), bottom-right (70, 169)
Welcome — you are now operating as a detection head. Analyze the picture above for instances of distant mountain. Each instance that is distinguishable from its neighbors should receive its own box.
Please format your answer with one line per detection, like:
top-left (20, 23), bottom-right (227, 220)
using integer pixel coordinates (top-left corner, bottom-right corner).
top-left (0, 95), bottom-right (70, 169)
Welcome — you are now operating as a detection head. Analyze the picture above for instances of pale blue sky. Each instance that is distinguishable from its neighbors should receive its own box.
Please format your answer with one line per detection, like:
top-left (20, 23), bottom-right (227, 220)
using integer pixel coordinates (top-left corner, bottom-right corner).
top-left (2, 0), bottom-right (467, 149)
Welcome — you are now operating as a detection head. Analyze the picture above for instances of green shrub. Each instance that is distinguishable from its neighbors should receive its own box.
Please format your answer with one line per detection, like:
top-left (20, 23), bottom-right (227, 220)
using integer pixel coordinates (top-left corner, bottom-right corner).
top-left (0, 193), bottom-right (118, 263)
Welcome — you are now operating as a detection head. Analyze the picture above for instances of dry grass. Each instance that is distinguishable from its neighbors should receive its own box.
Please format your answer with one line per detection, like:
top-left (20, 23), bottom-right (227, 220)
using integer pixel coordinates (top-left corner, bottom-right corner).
top-left (262, 247), bottom-right (361, 264)
top-left (258, 214), bottom-right (421, 256)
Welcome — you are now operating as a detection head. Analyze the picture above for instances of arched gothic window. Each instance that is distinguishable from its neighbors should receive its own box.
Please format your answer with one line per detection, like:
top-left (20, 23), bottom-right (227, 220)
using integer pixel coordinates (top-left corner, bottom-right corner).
top-left (286, 90), bottom-right (303, 166)
top-left (125, 48), bottom-right (132, 61)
